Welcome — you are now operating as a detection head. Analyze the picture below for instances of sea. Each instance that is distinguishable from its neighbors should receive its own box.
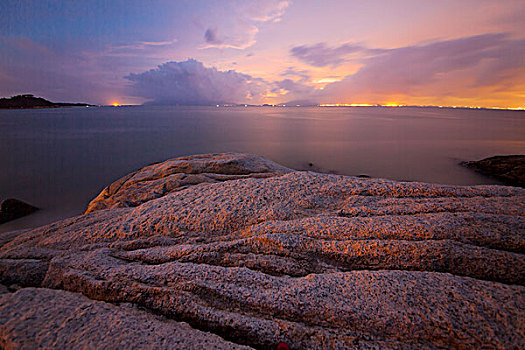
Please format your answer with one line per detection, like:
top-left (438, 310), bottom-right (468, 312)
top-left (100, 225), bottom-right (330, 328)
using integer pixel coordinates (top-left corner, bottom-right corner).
top-left (1, 105), bottom-right (524, 233)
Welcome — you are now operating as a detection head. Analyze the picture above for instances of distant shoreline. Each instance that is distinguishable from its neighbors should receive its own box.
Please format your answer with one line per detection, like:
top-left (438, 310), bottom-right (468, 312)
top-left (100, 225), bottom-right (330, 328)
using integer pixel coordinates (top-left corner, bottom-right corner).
top-left (0, 105), bottom-right (93, 110)
top-left (0, 94), bottom-right (93, 109)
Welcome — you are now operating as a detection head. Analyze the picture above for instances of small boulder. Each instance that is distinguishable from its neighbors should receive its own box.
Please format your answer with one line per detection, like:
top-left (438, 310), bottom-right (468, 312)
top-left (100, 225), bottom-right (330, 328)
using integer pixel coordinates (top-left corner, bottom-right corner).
top-left (0, 198), bottom-right (38, 224)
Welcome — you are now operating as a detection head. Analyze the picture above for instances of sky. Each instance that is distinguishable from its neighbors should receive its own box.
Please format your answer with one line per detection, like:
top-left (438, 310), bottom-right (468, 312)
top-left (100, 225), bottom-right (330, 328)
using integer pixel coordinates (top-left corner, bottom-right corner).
top-left (0, 0), bottom-right (524, 107)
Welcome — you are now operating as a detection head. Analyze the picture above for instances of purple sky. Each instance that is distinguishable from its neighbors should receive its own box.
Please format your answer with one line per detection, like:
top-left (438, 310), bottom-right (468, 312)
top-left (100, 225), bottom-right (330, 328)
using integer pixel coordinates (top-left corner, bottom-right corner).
top-left (1, 0), bottom-right (524, 107)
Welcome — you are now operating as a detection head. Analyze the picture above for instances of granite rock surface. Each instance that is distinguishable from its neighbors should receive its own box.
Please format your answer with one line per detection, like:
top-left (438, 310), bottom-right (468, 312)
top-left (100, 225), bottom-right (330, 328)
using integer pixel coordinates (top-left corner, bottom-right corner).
top-left (1, 153), bottom-right (524, 349)
top-left (0, 288), bottom-right (251, 349)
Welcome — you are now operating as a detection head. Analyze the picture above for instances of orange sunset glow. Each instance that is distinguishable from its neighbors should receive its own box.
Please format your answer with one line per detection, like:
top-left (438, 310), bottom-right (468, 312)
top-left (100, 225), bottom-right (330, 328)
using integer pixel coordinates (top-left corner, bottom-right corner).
top-left (1, 1), bottom-right (524, 108)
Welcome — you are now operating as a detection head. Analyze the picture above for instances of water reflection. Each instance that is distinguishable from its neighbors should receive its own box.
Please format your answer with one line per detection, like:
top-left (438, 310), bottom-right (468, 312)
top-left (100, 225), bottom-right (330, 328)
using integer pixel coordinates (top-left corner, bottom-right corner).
top-left (0, 106), bottom-right (523, 232)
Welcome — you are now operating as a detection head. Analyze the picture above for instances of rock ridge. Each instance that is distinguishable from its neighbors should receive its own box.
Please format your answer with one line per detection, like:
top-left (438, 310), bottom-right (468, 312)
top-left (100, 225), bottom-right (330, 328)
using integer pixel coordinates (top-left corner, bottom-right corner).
top-left (1, 153), bottom-right (524, 349)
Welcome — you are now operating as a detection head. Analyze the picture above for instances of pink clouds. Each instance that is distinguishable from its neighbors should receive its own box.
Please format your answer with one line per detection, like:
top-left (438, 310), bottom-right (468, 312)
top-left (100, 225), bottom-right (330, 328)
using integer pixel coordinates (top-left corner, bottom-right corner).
top-left (290, 43), bottom-right (365, 67)
top-left (2, 1), bottom-right (523, 107)
top-left (318, 34), bottom-right (525, 103)
top-left (125, 33), bottom-right (525, 107)
top-left (200, 0), bottom-right (291, 49)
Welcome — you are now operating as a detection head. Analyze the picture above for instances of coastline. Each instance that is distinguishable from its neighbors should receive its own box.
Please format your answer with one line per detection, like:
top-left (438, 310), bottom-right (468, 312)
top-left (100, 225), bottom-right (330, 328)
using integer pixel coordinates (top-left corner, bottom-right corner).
top-left (0, 153), bottom-right (512, 235)
top-left (0, 94), bottom-right (93, 109)
top-left (0, 105), bottom-right (93, 110)
top-left (2, 105), bottom-right (521, 235)
top-left (1, 153), bottom-right (524, 348)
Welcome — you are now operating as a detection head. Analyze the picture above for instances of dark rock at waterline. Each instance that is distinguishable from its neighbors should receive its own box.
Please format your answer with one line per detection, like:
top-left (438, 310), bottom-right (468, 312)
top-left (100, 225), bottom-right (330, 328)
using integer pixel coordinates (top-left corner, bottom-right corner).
top-left (462, 155), bottom-right (525, 188)
top-left (298, 161), bottom-right (338, 174)
top-left (0, 199), bottom-right (38, 224)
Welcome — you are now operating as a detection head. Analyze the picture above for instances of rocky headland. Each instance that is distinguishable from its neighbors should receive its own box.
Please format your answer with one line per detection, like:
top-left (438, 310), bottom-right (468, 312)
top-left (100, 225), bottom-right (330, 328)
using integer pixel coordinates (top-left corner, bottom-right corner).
top-left (1, 153), bottom-right (524, 349)
top-left (0, 94), bottom-right (92, 109)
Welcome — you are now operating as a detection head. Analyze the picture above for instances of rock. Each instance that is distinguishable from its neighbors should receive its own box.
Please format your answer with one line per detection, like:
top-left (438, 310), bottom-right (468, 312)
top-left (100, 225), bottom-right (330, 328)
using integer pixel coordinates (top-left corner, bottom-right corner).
top-left (0, 198), bottom-right (38, 224)
top-left (0, 288), bottom-right (251, 349)
top-left (462, 155), bottom-right (525, 187)
top-left (85, 152), bottom-right (292, 213)
top-left (297, 161), bottom-right (338, 174)
top-left (0, 153), bottom-right (524, 349)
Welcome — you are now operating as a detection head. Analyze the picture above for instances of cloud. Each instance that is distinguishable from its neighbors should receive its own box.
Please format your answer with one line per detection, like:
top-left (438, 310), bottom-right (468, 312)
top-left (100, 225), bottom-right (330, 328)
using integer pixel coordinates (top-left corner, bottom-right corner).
top-left (275, 78), bottom-right (315, 95)
top-left (204, 28), bottom-right (222, 45)
top-left (281, 66), bottom-right (311, 81)
top-left (273, 78), bottom-right (319, 105)
top-left (125, 58), bottom-right (319, 106)
top-left (201, 23), bottom-right (260, 50)
top-left (200, 0), bottom-right (291, 49)
top-left (125, 33), bottom-right (525, 107)
top-left (319, 33), bottom-right (525, 102)
top-left (240, 0), bottom-right (291, 22)
top-left (125, 59), bottom-right (270, 105)
top-left (200, 22), bottom-right (259, 50)
top-left (0, 35), bottom-right (122, 104)
top-left (290, 42), bottom-right (365, 67)
top-left (139, 40), bottom-right (178, 47)
top-left (106, 39), bottom-right (178, 56)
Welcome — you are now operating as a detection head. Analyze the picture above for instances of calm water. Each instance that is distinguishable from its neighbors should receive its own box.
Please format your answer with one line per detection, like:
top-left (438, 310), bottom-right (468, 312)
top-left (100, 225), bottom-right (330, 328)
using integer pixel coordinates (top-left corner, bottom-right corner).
top-left (1, 106), bottom-right (524, 232)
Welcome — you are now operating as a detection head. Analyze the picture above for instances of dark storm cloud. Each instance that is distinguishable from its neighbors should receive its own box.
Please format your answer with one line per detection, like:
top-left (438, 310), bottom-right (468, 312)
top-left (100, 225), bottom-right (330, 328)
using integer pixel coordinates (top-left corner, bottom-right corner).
top-left (125, 59), bottom-right (269, 105)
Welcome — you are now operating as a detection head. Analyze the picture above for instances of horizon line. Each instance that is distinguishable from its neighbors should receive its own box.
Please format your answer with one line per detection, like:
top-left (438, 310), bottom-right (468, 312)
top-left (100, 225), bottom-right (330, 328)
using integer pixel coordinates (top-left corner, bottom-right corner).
top-left (107, 103), bottom-right (525, 111)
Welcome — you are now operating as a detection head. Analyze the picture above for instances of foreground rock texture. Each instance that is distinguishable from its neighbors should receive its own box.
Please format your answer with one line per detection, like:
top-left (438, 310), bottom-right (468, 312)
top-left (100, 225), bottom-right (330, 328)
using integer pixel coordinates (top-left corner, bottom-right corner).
top-left (462, 155), bottom-right (525, 188)
top-left (0, 288), bottom-right (249, 349)
top-left (1, 153), bottom-right (524, 349)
